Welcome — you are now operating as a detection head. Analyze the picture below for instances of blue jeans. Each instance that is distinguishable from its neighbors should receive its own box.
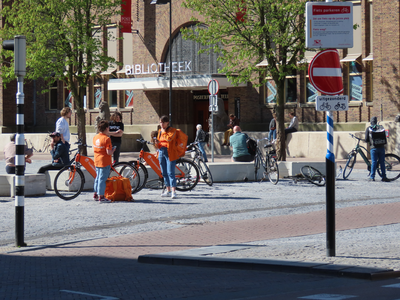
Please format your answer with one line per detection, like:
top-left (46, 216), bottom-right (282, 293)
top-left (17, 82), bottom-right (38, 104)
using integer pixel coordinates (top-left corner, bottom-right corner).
top-left (94, 165), bottom-right (111, 196)
top-left (268, 129), bottom-right (276, 141)
top-left (158, 147), bottom-right (176, 187)
top-left (198, 142), bottom-right (208, 162)
top-left (370, 147), bottom-right (386, 179)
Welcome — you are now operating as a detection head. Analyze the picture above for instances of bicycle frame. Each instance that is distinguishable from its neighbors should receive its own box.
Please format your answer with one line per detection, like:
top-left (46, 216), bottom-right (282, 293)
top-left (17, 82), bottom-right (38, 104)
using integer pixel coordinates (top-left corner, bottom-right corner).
top-left (136, 141), bottom-right (186, 180)
top-left (351, 137), bottom-right (371, 168)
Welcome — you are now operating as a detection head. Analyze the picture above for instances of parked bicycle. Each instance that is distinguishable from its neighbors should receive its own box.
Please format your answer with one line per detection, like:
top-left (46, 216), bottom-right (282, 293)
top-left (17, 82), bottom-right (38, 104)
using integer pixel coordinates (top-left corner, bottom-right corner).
top-left (254, 138), bottom-right (279, 184)
top-left (130, 138), bottom-right (199, 192)
top-left (54, 139), bottom-right (140, 200)
top-left (343, 133), bottom-right (400, 181)
top-left (284, 165), bottom-right (325, 186)
top-left (186, 142), bottom-right (213, 186)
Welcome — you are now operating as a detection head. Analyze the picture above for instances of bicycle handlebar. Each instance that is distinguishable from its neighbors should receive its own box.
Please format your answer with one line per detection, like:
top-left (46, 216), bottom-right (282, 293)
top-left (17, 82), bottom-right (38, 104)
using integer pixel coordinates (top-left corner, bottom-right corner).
top-left (349, 133), bottom-right (362, 141)
top-left (136, 138), bottom-right (152, 145)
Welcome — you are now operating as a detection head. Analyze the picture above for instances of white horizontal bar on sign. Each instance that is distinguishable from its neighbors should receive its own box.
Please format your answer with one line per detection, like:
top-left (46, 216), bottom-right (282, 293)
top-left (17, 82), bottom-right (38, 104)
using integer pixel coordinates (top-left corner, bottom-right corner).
top-left (313, 68), bottom-right (342, 77)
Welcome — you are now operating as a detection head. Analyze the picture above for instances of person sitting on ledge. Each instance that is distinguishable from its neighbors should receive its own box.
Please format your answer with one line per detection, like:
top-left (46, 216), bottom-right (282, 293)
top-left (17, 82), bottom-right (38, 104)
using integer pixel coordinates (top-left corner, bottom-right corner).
top-left (284, 112), bottom-right (299, 137)
top-left (4, 134), bottom-right (33, 174)
top-left (230, 126), bottom-right (254, 162)
top-left (37, 132), bottom-right (69, 174)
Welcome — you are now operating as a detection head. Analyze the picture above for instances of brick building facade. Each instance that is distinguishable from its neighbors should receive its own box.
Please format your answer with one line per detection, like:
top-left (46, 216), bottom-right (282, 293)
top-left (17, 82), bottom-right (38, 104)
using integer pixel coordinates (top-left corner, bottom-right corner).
top-left (0, 0), bottom-right (398, 140)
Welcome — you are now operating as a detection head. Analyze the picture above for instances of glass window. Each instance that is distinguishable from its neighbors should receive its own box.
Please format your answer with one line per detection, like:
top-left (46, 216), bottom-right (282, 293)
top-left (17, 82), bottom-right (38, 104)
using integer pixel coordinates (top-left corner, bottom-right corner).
top-left (349, 61), bottom-right (362, 101)
top-left (49, 81), bottom-right (58, 110)
top-left (94, 76), bottom-right (102, 108)
top-left (109, 90), bottom-right (117, 107)
top-left (285, 77), bottom-right (297, 103)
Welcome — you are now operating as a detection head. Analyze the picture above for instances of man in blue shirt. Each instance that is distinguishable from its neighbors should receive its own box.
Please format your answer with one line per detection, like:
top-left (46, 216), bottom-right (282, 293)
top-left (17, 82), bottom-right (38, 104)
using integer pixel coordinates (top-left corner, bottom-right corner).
top-left (38, 132), bottom-right (70, 173)
top-left (230, 126), bottom-right (253, 162)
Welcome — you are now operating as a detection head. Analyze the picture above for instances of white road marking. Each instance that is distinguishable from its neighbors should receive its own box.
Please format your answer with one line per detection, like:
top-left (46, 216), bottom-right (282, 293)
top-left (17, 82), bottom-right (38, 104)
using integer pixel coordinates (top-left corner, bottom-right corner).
top-left (298, 294), bottom-right (357, 300)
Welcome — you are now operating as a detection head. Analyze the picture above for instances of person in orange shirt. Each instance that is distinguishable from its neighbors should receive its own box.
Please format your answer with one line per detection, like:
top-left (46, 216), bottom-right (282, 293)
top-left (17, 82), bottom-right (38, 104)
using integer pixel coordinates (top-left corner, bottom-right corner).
top-left (154, 115), bottom-right (178, 199)
top-left (93, 120), bottom-right (115, 202)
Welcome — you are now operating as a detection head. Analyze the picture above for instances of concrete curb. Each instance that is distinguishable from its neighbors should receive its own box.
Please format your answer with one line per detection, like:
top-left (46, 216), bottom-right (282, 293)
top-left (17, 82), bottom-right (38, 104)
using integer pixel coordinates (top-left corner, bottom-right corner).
top-left (137, 245), bottom-right (400, 281)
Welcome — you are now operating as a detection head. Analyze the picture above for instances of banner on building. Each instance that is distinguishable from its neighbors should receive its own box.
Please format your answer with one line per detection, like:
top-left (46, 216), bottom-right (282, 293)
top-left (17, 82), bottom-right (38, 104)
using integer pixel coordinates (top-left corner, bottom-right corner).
top-left (121, 0), bottom-right (132, 33)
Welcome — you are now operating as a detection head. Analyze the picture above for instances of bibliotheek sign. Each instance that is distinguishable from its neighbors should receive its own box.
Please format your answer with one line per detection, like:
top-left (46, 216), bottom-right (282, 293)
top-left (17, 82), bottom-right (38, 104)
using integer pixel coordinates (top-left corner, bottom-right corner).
top-left (125, 61), bottom-right (192, 75)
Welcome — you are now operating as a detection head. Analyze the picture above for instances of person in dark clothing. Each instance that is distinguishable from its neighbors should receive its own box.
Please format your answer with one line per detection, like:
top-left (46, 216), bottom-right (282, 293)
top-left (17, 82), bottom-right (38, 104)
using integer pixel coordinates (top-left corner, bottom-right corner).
top-left (109, 111), bottom-right (124, 163)
top-left (364, 116), bottom-right (389, 182)
top-left (38, 132), bottom-right (69, 174)
top-left (194, 124), bottom-right (208, 162)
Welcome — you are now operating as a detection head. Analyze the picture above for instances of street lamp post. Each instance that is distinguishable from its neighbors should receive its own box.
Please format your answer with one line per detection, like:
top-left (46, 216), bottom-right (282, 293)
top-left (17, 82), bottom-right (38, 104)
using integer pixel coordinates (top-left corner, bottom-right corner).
top-left (150, 0), bottom-right (172, 126)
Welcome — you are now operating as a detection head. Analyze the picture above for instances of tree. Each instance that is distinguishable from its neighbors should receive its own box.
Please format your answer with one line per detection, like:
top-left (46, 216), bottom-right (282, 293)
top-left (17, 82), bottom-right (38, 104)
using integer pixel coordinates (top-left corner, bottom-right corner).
top-left (182, 0), bottom-right (307, 160)
top-left (0, 0), bottom-right (122, 155)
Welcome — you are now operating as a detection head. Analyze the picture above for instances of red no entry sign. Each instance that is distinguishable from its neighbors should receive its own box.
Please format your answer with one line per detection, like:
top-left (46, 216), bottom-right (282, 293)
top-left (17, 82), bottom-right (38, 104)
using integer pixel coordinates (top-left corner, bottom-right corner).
top-left (308, 49), bottom-right (343, 95)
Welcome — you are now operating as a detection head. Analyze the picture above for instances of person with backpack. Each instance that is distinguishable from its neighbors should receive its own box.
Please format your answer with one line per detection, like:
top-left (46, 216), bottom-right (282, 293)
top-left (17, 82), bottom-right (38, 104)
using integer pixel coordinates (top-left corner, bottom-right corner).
top-left (364, 116), bottom-right (390, 182)
top-left (154, 115), bottom-right (179, 199)
top-left (194, 124), bottom-right (208, 162)
top-left (230, 126), bottom-right (254, 162)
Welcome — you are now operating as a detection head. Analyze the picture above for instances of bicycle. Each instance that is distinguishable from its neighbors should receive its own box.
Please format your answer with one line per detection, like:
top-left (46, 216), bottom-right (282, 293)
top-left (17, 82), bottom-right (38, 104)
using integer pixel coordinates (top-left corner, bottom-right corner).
top-left (54, 139), bottom-right (140, 200)
top-left (186, 142), bottom-right (213, 186)
top-left (284, 165), bottom-right (325, 186)
top-left (343, 133), bottom-right (400, 181)
top-left (130, 138), bottom-right (200, 192)
top-left (254, 138), bottom-right (279, 184)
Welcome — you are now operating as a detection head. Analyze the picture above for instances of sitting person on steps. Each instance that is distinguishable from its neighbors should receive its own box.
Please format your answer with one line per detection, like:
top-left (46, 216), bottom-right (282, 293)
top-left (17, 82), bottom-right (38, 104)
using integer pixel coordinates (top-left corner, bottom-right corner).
top-left (222, 114), bottom-right (240, 146)
top-left (230, 126), bottom-right (254, 162)
top-left (4, 134), bottom-right (33, 174)
top-left (284, 112), bottom-right (299, 137)
top-left (37, 132), bottom-right (69, 174)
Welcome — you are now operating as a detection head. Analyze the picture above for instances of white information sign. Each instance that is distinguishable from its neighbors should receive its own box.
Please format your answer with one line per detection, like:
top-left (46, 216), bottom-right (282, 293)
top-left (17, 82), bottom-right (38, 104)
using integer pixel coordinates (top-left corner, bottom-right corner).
top-left (316, 95), bottom-right (349, 111)
top-left (209, 95), bottom-right (218, 112)
top-left (306, 2), bottom-right (353, 49)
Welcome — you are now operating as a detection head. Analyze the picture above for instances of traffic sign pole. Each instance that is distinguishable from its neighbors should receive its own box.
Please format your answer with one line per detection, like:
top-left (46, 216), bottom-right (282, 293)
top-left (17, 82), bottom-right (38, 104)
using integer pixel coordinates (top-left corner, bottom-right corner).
top-left (208, 80), bottom-right (219, 163)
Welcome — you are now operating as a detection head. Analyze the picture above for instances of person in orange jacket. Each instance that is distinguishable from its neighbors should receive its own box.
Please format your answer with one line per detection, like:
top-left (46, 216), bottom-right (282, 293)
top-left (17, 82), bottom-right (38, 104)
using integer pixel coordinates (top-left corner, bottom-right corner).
top-left (154, 115), bottom-right (179, 199)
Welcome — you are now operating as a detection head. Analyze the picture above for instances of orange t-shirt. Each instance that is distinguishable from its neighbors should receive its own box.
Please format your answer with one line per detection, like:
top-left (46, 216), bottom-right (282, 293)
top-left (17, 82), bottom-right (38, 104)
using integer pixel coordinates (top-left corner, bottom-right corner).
top-left (93, 133), bottom-right (112, 167)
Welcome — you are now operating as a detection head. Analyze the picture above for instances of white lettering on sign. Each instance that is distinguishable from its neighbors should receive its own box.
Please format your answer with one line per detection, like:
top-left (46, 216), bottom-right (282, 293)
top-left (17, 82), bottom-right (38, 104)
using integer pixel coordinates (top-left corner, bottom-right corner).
top-left (125, 61), bottom-right (192, 75)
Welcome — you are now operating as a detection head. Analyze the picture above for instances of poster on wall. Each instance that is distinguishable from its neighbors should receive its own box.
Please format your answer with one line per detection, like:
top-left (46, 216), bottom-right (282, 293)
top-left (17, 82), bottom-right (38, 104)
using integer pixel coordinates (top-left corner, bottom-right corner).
top-left (125, 90), bottom-right (134, 107)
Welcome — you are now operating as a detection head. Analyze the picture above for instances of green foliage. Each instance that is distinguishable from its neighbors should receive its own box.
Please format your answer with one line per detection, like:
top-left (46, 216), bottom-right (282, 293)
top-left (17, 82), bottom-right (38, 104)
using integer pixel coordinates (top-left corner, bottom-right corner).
top-left (0, 0), bottom-right (122, 153)
top-left (0, 0), bottom-right (121, 91)
top-left (181, 0), bottom-right (306, 87)
top-left (182, 0), bottom-right (307, 160)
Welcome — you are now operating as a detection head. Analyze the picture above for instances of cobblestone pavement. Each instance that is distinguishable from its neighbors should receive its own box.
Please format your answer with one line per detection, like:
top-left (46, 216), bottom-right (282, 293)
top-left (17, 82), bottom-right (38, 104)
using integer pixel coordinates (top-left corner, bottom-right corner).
top-left (1, 155), bottom-right (400, 299)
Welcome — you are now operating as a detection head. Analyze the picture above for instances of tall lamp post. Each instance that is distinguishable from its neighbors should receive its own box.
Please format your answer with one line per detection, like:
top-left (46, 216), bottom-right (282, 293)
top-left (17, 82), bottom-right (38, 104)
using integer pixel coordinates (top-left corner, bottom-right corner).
top-left (150, 0), bottom-right (172, 126)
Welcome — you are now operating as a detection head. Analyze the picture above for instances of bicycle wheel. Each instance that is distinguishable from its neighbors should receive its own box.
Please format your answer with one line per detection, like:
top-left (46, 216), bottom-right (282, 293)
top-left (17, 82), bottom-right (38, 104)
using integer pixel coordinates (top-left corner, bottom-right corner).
top-left (254, 154), bottom-right (261, 181)
top-left (378, 153), bottom-right (400, 181)
top-left (343, 152), bottom-right (357, 179)
top-left (130, 161), bottom-right (148, 193)
top-left (175, 158), bottom-right (199, 191)
top-left (111, 162), bottom-right (140, 193)
top-left (54, 165), bottom-right (85, 200)
top-left (197, 159), bottom-right (213, 186)
top-left (267, 156), bottom-right (279, 185)
top-left (300, 165), bottom-right (325, 186)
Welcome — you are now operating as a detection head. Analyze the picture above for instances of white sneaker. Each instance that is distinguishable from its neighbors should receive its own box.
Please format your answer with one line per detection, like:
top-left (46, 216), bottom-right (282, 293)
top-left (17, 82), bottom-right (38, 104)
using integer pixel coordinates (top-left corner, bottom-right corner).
top-left (161, 191), bottom-right (171, 197)
top-left (171, 192), bottom-right (177, 199)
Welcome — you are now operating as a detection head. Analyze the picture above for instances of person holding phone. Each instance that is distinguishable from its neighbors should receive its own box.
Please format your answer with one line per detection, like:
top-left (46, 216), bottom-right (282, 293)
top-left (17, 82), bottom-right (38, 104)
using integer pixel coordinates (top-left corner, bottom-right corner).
top-left (109, 111), bottom-right (124, 163)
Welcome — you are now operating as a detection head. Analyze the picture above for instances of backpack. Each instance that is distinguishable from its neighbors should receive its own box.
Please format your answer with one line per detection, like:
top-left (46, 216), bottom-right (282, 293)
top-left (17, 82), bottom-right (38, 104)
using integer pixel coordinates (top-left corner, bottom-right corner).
top-left (368, 125), bottom-right (387, 147)
top-left (246, 137), bottom-right (257, 156)
top-left (175, 129), bottom-right (188, 158)
top-left (105, 176), bottom-right (133, 202)
top-left (204, 132), bottom-right (210, 143)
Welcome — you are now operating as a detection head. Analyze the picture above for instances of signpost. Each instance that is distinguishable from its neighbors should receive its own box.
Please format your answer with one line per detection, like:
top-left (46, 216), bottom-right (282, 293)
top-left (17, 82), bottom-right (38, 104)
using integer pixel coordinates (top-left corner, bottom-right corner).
top-left (308, 38), bottom-right (349, 258)
top-left (305, 1), bottom-right (353, 49)
top-left (208, 79), bottom-right (219, 162)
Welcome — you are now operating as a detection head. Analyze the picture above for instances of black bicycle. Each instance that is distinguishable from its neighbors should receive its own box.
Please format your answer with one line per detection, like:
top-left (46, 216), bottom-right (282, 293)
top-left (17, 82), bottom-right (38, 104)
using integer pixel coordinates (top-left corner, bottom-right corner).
top-left (343, 134), bottom-right (400, 181)
top-left (186, 142), bottom-right (213, 186)
top-left (254, 139), bottom-right (279, 184)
